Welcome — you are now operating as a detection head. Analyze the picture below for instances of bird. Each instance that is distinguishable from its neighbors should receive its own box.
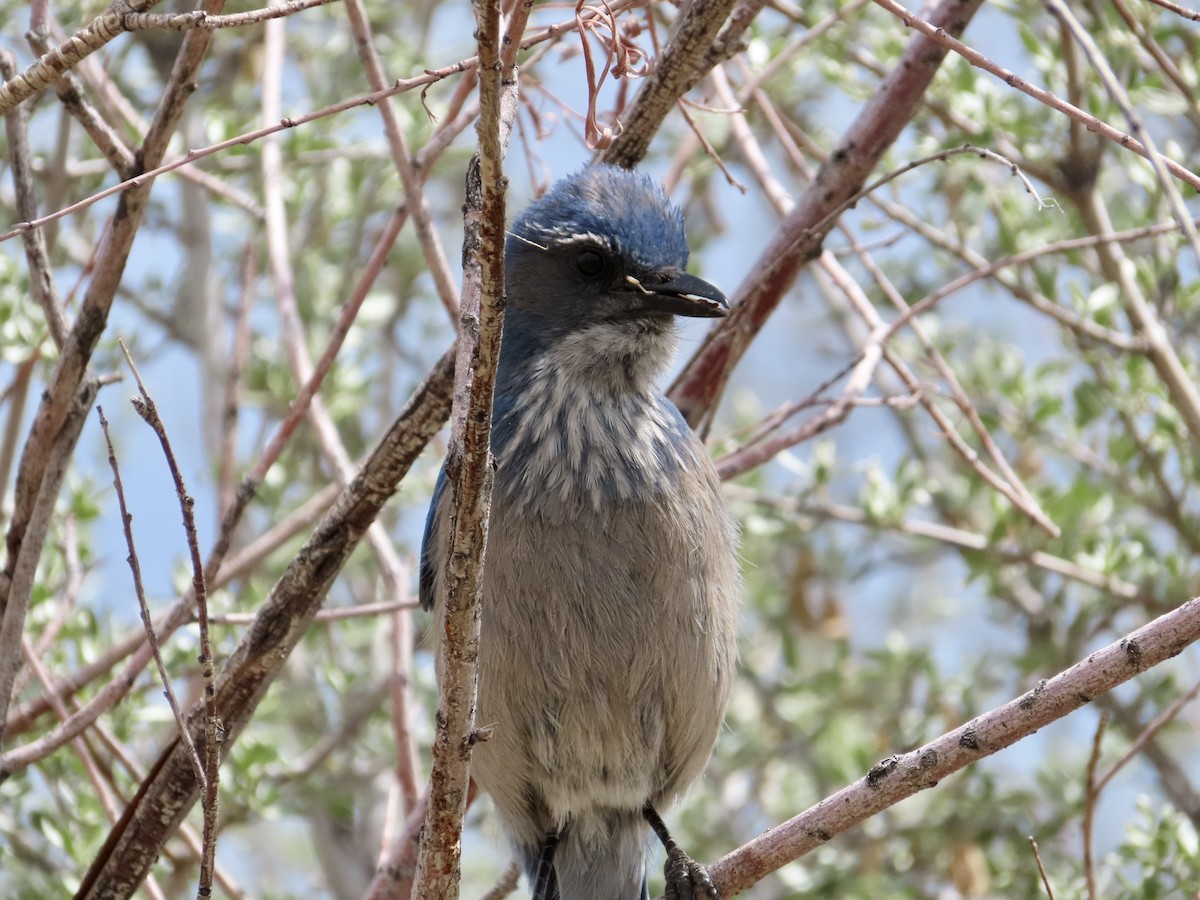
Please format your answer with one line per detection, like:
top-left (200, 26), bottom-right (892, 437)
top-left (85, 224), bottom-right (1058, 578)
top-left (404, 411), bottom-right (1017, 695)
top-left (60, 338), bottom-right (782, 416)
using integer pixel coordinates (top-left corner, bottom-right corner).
top-left (419, 165), bottom-right (740, 900)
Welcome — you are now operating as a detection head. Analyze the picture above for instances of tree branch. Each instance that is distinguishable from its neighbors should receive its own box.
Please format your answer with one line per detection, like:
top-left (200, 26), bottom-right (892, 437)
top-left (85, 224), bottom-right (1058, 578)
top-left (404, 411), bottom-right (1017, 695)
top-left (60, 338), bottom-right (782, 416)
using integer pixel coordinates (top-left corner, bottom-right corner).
top-left (705, 596), bottom-right (1200, 895)
top-left (410, 0), bottom-right (522, 890)
top-left (72, 348), bottom-right (454, 899)
top-left (600, 0), bottom-right (741, 169)
top-left (669, 0), bottom-right (987, 429)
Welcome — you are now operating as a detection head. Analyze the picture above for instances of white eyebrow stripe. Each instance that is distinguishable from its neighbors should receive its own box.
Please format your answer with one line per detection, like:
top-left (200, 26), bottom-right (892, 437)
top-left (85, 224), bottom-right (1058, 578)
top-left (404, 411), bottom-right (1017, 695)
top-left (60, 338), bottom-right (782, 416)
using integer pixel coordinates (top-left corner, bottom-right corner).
top-left (506, 231), bottom-right (548, 250)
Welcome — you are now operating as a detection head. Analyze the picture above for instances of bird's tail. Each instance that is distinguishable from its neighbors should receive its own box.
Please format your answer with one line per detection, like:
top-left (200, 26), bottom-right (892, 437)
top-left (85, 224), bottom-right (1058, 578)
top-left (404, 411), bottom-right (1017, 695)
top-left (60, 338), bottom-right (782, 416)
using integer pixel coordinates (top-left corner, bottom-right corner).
top-left (521, 810), bottom-right (650, 900)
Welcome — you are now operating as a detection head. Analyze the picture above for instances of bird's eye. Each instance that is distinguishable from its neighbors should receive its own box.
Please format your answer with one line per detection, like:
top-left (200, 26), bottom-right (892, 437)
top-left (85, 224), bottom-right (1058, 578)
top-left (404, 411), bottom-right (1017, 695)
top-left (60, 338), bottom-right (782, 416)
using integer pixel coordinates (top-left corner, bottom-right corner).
top-left (576, 249), bottom-right (605, 278)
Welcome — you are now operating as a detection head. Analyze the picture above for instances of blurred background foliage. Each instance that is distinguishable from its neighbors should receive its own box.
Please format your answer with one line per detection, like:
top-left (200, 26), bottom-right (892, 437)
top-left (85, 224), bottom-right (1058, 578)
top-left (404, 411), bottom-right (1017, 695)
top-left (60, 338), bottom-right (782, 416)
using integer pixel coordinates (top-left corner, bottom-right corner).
top-left (1, 0), bottom-right (1199, 897)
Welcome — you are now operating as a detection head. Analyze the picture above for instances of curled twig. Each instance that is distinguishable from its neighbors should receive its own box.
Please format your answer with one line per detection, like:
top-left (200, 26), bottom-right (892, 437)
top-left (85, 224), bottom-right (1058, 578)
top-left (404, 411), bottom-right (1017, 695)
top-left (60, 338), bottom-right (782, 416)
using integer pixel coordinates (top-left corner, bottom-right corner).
top-left (574, 0), bottom-right (649, 148)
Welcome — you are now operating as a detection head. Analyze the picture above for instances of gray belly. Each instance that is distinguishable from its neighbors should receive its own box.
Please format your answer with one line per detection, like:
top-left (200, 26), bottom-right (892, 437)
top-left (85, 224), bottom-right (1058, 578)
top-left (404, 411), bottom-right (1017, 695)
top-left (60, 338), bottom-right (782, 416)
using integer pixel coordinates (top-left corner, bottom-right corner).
top-left (467, 483), bottom-right (739, 841)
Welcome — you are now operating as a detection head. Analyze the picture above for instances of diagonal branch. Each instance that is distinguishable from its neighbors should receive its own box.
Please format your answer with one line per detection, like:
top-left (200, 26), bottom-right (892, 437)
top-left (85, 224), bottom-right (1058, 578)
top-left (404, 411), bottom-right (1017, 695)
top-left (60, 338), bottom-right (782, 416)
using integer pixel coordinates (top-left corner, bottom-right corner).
top-left (1, 0), bottom-right (225, 660)
top-left (870, 0), bottom-right (1200, 191)
top-left (704, 596), bottom-right (1200, 896)
top-left (600, 0), bottom-right (741, 169)
top-left (669, 0), bottom-right (987, 430)
top-left (0, 49), bottom-right (70, 349)
top-left (0, 0), bottom-right (164, 116)
top-left (72, 348), bottom-right (455, 900)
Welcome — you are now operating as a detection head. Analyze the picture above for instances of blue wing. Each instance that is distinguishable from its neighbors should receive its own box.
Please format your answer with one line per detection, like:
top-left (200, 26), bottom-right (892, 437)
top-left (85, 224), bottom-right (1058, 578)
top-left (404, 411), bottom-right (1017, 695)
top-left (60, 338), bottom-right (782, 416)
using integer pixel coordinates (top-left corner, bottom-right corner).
top-left (418, 462), bottom-right (449, 612)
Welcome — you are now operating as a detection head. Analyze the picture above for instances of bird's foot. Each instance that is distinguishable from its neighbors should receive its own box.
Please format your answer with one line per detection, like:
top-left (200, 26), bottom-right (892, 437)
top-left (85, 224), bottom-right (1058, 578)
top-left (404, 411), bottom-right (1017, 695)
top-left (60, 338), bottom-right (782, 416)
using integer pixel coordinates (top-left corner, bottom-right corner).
top-left (530, 831), bottom-right (560, 900)
top-left (662, 844), bottom-right (719, 900)
top-left (643, 803), bottom-right (720, 900)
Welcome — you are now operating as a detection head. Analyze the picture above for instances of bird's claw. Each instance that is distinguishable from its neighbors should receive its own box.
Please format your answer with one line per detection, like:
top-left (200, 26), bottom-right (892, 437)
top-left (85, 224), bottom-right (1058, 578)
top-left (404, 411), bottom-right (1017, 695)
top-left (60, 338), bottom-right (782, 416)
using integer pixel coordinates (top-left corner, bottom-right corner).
top-left (663, 844), bottom-right (719, 900)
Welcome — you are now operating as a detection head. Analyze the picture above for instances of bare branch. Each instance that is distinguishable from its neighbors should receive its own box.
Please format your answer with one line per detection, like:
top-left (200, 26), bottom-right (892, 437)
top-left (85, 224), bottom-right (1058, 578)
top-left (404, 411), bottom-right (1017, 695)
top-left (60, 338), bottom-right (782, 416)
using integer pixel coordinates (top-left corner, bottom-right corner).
top-left (1095, 678), bottom-right (1200, 796)
top-left (1, 49), bottom-right (70, 348)
top-left (869, 0), bottom-right (1200, 191)
top-left (704, 597), bottom-right (1200, 895)
top-left (0, 0), bottom-right (164, 116)
top-left (1028, 837), bottom-right (1056, 900)
top-left (0, 2), bottom-right (635, 244)
top-left (411, 0), bottom-right (516, 889)
top-left (0, 379), bottom-right (96, 756)
top-left (600, 0), bottom-right (740, 168)
top-left (670, 0), bottom-right (987, 429)
top-left (1082, 713), bottom-right (1107, 900)
top-left (343, 0), bottom-right (460, 320)
top-left (73, 347), bottom-right (455, 898)
top-left (116, 345), bottom-right (221, 899)
top-left (122, 0), bottom-right (342, 31)
top-left (730, 491), bottom-right (1141, 600)
top-left (96, 405), bottom-right (206, 793)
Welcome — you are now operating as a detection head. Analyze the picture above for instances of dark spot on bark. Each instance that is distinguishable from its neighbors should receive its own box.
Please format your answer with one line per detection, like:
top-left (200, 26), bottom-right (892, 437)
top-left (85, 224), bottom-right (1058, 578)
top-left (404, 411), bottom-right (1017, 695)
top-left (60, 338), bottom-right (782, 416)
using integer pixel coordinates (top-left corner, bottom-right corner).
top-left (1019, 680), bottom-right (1047, 710)
top-left (1123, 638), bottom-right (1143, 669)
top-left (958, 728), bottom-right (980, 750)
top-left (867, 756), bottom-right (899, 788)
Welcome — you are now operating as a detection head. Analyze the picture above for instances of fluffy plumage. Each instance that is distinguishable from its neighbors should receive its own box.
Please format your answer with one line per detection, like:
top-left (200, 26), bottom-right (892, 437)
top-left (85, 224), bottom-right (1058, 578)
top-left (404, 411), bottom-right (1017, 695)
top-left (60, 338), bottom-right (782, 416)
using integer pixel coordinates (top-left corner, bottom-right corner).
top-left (420, 166), bottom-right (739, 900)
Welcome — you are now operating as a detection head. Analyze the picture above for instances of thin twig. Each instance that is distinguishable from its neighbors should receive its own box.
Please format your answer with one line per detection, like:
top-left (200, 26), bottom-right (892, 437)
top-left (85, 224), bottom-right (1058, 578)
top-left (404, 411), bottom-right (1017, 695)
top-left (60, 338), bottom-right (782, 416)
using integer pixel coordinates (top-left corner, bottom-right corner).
top-left (1075, 190), bottom-right (1200, 447)
top-left (116, 342), bottom-right (221, 897)
top-left (1, 49), bottom-right (70, 348)
top-left (10, 514), bottom-right (82, 700)
top-left (97, 405), bottom-right (207, 792)
top-left (217, 249), bottom-right (255, 518)
top-left (0, 357), bottom-right (38, 523)
top-left (270, 679), bottom-right (391, 783)
top-left (389, 600), bottom-right (421, 816)
top-left (0, 2), bottom-right (635, 244)
top-left (343, 0), bottom-right (459, 320)
top-left (208, 598), bottom-right (419, 625)
top-left (1094, 678), bottom-right (1200, 795)
top-left (123, 0), bottom-right (341, 30)
top-left (365, 790), bottom-right (431, 899)
top-left (869, 0), bottom-right (1200, 191)
top-left (1028, 837), bottom-right (1056, 900)
top-left (1144, 0), bottom-right (1200, 21)
top-left (729, 490), bottom-right (1141, 600)
top-left (1082, 712), bottom-right (1108, 900)
top-left (479, 861), bottom-right (522, 900)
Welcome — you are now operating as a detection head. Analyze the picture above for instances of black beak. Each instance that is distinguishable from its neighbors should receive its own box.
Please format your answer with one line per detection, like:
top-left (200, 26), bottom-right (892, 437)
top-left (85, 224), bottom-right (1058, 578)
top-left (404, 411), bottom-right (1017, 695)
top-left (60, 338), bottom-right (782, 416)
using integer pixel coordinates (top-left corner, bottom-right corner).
top-left (624, 272), bottom-right (729, 318)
